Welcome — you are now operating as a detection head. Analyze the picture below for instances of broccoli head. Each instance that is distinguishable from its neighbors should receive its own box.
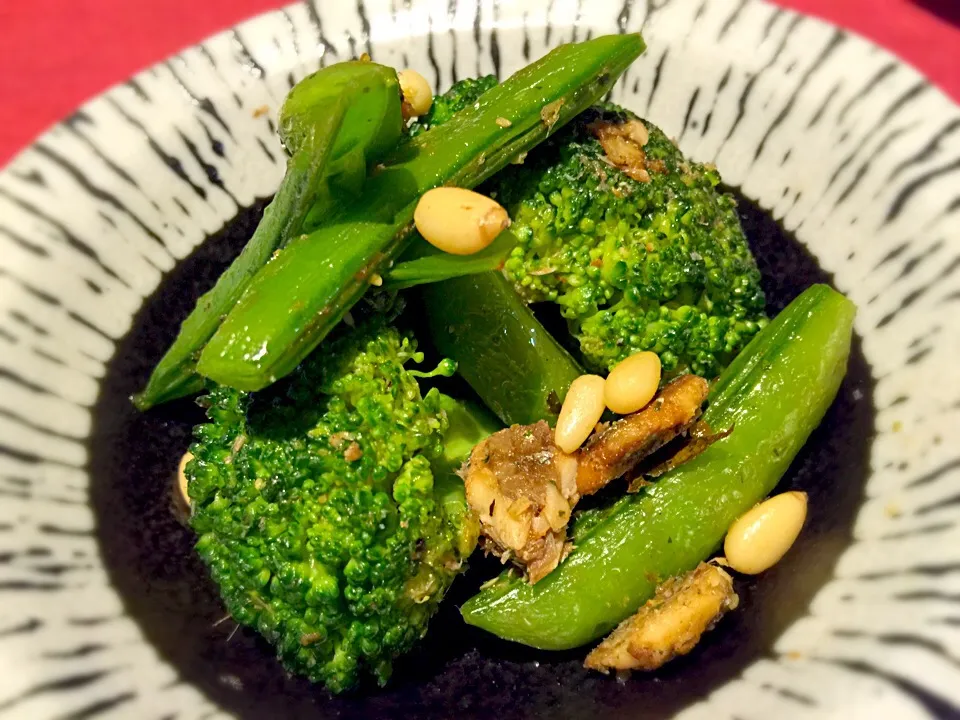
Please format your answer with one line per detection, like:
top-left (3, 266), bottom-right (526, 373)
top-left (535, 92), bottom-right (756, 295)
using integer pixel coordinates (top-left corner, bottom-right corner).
top-left (186, 318), bottom-right (488, 692)
top-left (487, 105), bottom-right (767, 378)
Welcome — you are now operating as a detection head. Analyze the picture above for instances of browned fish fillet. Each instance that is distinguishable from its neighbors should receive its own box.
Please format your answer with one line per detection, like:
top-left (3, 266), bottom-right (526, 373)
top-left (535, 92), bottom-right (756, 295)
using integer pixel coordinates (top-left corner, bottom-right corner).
top-left (576, 375), bottom-right (709, 496)
top-left (463, 375), bottom-right (710, 584)
top-left (463, 421), bottom-right (579, 584)
top-left (584, 562), bottom-right (738, 673)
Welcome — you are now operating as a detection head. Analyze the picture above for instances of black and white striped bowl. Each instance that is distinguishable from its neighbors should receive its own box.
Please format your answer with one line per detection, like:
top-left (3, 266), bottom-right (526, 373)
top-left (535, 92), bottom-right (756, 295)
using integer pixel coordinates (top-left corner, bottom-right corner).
top-left (1, 0), bottom-right (958, 717)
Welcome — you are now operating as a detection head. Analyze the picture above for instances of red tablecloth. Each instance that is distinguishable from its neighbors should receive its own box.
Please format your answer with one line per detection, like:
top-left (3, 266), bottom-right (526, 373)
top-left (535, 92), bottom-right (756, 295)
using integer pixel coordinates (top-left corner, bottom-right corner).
top-left (1, 0), bottom-right (958, 165)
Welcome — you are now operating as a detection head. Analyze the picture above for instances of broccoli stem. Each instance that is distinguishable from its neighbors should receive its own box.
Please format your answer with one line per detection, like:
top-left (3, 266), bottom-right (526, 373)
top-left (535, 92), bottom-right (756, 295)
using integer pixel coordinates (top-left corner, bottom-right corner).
top-left (196, 33), bottom-right (647, 392)
top-left (433, 397), bottom-right (502, 557)
top-left (422, 272), bottom-right (583, 426)
top-left (133, 61), bottom-right (403, 410)
top-left (460, 284), bottom-right (856, 649)
top-left (435, 396), bottom-right (503, 473)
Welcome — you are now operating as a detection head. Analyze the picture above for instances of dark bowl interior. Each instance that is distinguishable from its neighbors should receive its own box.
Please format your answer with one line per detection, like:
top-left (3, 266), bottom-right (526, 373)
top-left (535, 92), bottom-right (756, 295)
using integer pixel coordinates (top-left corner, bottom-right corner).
top-left (89, 190), bottom-right (876, 719)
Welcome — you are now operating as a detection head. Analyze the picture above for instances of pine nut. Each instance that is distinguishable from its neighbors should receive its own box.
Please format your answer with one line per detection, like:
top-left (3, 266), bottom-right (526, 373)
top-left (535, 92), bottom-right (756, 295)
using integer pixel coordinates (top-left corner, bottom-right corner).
top-left (176, 451), bottom-right (194, 509)
top-left (724, 491), bottom-right (808, 574)
top-left (398, 69), bottom-right (433, 119)
top-left (414, 187), bottom-right (510, 255)
top-left (604, 351), bottom-right (662, 415)
top-left (555, 375), bottom-right (606, 453)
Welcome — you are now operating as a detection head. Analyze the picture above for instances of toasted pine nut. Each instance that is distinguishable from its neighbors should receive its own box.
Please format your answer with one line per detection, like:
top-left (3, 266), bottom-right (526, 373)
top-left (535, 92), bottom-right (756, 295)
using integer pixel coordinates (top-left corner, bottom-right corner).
top-left (176, 451), bottom-right (194, 509)
top-left (604, 351), bottom-right (662, 414)
top-left (398, 69), bottom-right (433, 119)
top-left (414, 187), bottom-right (510, 255)
top-left (555, 375), bottom-right (606, 453)
top-left (724, 491), bottom-right (808, 574)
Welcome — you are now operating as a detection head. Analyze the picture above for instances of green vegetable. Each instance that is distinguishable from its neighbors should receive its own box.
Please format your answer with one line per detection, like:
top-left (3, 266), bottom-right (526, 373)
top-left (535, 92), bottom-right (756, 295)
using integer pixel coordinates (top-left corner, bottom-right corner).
top-left (134, 61), bottom-right (403, 409)
top-left (488, 105), bottom-right (768, 379)
top-left (422, 271), bottom-right (583, 426)
top-left (433, 397), bottom-right (501, 540)
top-left (187, 316), bottom-right (496, 692)
top-left (280, 62), bottom-right (403, 187)
top-left (406, 75), bottom-right (498, 137)
top-left (460, 284), bottom-right (855, 649)
top-left (383, 230), bottom-right (518, 290)
top-left (196, 34), bottom-right (647, 391)
top-left (385, 77), bottom-right (531, 295)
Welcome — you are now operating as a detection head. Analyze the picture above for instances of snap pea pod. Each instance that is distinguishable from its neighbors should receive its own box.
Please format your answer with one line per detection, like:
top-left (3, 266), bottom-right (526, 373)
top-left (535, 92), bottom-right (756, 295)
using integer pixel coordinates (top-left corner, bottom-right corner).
top-left (422, 272), bottom-right (583, 426)
top-left (383, 231), bottom-right (518, 291)
top-left (196, 33), bottom-right (647, 391)
top-left (278, 62), bottom-right (402, 173)
top-left (460, 284), bottom-right (856, 649)
top-left (133, 61), bottom-right (402, 410)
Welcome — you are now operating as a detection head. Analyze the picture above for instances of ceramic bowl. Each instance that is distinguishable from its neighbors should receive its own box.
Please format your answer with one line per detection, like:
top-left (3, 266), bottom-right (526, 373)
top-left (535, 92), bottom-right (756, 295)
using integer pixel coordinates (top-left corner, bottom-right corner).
top-left (1, 0), bottom-right (958, 717)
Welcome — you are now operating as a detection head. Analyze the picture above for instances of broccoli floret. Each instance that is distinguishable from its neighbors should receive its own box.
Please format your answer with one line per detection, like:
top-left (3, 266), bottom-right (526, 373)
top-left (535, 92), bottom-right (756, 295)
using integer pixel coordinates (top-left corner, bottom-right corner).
top-left (486, 105), bottom-right (767, 378)
top-left (407, 75), bottom-right (497, 137)
top-left (186, 318), bottom-right (488, 692)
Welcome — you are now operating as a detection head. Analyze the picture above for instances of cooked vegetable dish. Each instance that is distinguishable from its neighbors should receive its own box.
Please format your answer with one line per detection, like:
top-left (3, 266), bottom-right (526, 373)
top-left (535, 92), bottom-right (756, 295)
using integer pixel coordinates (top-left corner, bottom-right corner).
top-left (140, 33), bottom-right (855, 693)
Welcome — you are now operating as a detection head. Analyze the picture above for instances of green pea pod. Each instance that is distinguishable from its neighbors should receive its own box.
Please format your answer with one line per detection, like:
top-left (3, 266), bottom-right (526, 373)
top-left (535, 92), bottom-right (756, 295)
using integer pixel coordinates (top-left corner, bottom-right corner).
top-left (383, 231), bottom-right (519, 291)
top-left (133, 61), bottom-right (402, 410)
top-left (460, 284), bottom-right (856, 649)
top-left (422, 272), bottom-right (583, 426)
top-left (279, 62), bottom-right (402, 165)
top-left (196, 33), bottom-right (647, 391)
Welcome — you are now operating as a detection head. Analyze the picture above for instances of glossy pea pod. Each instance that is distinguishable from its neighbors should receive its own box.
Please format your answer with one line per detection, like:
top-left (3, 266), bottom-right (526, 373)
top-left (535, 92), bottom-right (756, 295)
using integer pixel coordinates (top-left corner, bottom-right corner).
top-left (460, 284), bottom-right (856, 649)
top-left (133, 61), bottom-right (403, 409)
top-left (197, 34), bottom-right (647, 391)
top-left (383, 229), bottom-right (519, 291)
top-left (422, 271), bottom-right (584, 426)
